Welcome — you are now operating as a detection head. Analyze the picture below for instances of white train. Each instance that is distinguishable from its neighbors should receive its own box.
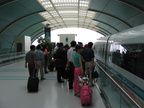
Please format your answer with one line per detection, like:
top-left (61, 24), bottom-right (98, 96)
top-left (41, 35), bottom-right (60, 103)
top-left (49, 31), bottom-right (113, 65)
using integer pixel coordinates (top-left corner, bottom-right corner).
top-left (93, 24), bottom-right (144, 107)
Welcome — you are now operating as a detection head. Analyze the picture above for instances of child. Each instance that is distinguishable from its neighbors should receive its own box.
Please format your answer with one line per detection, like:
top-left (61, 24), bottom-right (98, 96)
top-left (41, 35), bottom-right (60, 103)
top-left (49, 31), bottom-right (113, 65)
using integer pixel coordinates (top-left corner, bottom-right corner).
top-left (73, 45), bottom-right (83, 97)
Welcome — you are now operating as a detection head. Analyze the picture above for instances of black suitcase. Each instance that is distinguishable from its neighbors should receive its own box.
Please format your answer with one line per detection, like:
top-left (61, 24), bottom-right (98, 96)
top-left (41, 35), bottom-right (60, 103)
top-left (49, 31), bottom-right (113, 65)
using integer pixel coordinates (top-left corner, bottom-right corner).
top-left (27, 76), bottom-right (39, 92)
top-left (48, 61), bottom-right (55, 71)
top-left (63, 67), bottom-right (70, 79)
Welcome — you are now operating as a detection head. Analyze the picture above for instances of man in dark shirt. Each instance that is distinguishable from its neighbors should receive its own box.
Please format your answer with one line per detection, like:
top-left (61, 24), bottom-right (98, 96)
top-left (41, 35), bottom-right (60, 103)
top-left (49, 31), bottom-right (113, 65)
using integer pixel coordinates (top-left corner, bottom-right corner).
top-left (82, 42), bottom-right (94, 86)
top-left (25, 45), bottom-right (36, 77)
top-left (55, 42), bottom-right (66, 83)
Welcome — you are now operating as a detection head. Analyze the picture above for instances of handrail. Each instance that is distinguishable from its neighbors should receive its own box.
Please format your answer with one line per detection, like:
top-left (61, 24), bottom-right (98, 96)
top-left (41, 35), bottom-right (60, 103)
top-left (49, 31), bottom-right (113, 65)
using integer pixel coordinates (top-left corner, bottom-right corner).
top-left (0, 52), bottom-right (25, 56)
top-left (95, 61), bottom-right (142, 108)
top-left (0, 52), bottom-right (26, 66)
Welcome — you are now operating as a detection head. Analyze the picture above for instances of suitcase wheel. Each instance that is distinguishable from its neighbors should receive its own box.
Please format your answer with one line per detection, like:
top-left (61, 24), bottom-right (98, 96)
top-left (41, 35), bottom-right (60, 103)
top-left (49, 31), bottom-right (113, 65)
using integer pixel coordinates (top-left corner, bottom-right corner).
top-left (81, 104), bottom-right (91, 106)
top-left (82, 104), bottom-right (85, 106)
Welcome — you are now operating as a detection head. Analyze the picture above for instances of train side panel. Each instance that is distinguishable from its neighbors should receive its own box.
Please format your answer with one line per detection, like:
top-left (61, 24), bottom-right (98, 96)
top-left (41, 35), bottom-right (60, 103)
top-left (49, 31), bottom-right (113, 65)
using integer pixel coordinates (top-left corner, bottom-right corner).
top-left (94, 25), bottom-right (144, 107)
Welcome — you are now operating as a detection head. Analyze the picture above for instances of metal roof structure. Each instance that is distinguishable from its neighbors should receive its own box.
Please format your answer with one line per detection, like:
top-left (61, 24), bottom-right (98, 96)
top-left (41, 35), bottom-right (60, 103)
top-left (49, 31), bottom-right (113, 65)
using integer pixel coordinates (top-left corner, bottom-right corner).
top-left (0, 0), bottom-right (144, 53)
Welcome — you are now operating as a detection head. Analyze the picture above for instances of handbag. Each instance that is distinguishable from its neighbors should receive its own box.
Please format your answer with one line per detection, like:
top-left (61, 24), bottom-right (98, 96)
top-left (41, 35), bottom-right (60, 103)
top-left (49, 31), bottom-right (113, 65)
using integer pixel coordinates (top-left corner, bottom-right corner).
top-left (92, 70), bottom-right (99, 79)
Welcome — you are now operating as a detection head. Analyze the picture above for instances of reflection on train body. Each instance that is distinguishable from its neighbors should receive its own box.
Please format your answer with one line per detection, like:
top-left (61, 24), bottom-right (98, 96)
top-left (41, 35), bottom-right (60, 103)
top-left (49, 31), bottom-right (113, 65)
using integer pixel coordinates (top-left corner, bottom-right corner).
top-left (93, 24), bottom-right (144, 108)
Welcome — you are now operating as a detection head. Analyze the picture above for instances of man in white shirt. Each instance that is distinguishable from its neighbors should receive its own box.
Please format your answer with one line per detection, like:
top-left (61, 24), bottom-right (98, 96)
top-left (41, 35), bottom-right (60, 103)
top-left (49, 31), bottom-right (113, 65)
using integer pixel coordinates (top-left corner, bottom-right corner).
top-left (67, 41), bottom-right (76, 89)
top-left (53, 43), bottom-right (59, 53)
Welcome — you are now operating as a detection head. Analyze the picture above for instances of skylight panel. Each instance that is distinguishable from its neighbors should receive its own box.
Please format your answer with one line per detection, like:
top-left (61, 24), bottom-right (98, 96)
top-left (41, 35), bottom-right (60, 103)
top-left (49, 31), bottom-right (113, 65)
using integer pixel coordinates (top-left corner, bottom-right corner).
top-left (52, 0), bottom-right (59, 3)
top-left (38, 0), bottom-right (97, 31)
top-left (42, 21), bottom-right (51, 25)
top-left (44, 4), bottom-right (53, 8)
top-left (79, 12), bottom-right (86, 15)
top-left (91, 20), bottom-right (99, 25)
top-left (63, 18), bottom-right (78, 20)
top-left (79, 14), bottom-right (86, 16)
top-left (59, 10), bottom-right (78, 14)
top-left (80, 1), bottom-right (89, 4)
top-left (87, 11), bottom-right (96, 17)
top-left (79, 4), bottom-right (88, 7)
top-left (56, 18), bottom-right (63, 22)
top-left (59, 22), bottom-right (65, 25)
top-left (39, 0), bottom-right (44, 1)
top-left (49, 11), bottom-right (59, 16)
top-left (54, 23), bottom-right (60, 26)
top-left (41, 1), bottom-right (50, 5)
top-left (79, 17), bottom-right (85, 19)
top-left (41, 1), bottom-right (53, 8)
top-left (55, 3), bottom-right (78, 7)
top-left (52, 0), bottom-right (78, 3)
top-left (39, 12), bottom-right (52, 18)
top-left (50, 19), bottom-right (57, 23)
top-left (79, 0), bottom-right (89, 7)
top-left (85, 19), bottom-right (91, 22)
top-left (79, 10), bottom-right (87, 13)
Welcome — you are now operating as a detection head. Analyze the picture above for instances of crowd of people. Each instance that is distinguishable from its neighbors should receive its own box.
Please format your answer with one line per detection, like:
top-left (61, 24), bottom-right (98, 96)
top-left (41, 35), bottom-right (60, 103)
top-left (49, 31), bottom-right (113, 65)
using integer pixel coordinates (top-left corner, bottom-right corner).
top-left (25, 40), bottom-right (95, 97)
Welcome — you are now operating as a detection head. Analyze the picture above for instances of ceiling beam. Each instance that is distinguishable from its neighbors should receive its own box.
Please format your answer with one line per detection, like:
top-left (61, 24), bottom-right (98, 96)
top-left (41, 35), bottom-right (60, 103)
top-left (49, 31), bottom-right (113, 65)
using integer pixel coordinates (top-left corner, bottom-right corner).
top-left (88, 9), bottom-right (132, 28)
top-left (31, 28), bottom-right (44, 38)
top-left (97, 30), bottom-right (108, 36)
top-left (31, 31), bottom-right (44, 43)
top-left (93, 19), bottom-right (119, 32)
top-left (0, 0), bottom-right (17, 7)
top-left (18, 20), bottom-right (46, 36)
top-left (0, 10), bottom-right (46, 36)
top-left (96, 26), bottom-right (112, 35)
top-left (116, 0), bottom-right (144, 12)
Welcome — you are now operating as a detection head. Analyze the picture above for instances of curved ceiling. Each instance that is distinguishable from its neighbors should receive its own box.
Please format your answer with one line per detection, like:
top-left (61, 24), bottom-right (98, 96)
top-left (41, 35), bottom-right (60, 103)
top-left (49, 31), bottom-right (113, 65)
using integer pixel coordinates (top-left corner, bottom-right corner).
top-left (0, 0), bottom-right (144, 53)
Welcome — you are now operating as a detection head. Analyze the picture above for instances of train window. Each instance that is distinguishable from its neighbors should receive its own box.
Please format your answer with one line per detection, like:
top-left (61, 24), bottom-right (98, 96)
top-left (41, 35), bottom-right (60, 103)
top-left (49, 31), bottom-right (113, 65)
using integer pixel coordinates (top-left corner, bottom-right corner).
top-left (112, 44), bottom-right (144, 79)
top-left (95, 44), bottom-right (104, 58)
top-left (107, 44), bottom-right (112, 63)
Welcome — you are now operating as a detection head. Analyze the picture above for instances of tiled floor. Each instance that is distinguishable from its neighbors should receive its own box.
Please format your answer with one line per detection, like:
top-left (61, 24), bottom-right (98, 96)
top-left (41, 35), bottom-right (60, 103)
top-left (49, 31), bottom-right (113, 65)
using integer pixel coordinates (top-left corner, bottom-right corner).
top-left (0, 60), bottom-right (106, 108)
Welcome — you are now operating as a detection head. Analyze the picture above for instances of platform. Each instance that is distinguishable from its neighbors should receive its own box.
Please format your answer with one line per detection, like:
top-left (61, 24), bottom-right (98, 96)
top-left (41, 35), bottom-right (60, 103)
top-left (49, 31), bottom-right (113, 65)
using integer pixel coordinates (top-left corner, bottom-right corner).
top-left (0, 60), bottom-right (106, 108)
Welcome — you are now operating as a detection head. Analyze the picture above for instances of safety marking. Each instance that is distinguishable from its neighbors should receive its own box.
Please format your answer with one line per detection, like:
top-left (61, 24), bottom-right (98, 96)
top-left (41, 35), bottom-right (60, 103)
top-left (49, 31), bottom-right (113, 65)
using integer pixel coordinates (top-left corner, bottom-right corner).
top-left (0, 69), bottom-right (27, 72)
top-left (0, 76), bottom-right (57, 80)
top-left (0, 78), bottom-right (57, 80)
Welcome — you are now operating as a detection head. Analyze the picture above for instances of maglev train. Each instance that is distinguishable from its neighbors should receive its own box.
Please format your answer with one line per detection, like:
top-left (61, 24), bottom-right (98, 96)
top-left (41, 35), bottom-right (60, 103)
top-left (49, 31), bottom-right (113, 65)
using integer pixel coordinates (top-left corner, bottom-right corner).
top-left (93, 24), bottom-right (144, 107)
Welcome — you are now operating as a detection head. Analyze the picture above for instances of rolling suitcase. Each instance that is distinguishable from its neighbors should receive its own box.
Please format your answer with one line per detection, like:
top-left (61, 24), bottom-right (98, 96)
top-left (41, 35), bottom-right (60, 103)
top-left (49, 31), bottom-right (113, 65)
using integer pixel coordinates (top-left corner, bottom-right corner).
top-left (27, 76), bottom-right (39, 92)
top-left (63, 67), bottom-right (70, 79)
top-left (80, 85), bottom-right (92, 106)
top-left (48, 61), bottom-right (55, 71)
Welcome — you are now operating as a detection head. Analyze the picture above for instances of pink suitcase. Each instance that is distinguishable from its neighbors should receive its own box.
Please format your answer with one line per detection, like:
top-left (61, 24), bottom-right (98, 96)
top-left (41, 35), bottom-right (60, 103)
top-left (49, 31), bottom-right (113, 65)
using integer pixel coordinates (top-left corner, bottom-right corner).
top-left (80, 85), bottom-right (92, 106)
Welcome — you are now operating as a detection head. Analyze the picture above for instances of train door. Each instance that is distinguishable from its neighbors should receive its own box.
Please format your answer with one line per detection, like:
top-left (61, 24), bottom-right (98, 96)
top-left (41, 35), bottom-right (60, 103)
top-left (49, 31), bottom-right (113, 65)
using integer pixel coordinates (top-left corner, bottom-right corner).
top-left (105, 36), bottom-right (114, 68)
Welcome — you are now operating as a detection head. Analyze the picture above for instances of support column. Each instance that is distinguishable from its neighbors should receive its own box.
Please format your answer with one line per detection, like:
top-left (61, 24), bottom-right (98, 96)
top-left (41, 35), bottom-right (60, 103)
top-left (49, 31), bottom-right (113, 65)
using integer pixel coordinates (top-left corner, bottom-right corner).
top-left (45, 27), bottom-right (51, 42)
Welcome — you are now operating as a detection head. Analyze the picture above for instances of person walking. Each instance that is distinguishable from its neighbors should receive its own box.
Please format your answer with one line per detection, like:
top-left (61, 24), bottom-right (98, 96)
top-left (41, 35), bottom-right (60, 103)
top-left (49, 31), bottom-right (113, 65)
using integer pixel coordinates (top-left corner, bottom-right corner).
top-left (34, 44), bottom-right (45, 80)
top-left (82, 42), bottom-right (94, 86)
top-left (73, 45), bottom-right (83, 96)
top-left (67, 41), bottom-right (76, 89)
top-left (25, 45), bottom-right (36, 77)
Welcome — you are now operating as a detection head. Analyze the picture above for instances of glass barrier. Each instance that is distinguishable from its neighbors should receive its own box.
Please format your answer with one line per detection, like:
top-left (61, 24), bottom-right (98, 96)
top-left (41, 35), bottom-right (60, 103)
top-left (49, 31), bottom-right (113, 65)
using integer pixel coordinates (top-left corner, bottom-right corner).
top-left (0, 52), bottom-right (26, 66)
top-left (96, 62), bottom-right (141, 108)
